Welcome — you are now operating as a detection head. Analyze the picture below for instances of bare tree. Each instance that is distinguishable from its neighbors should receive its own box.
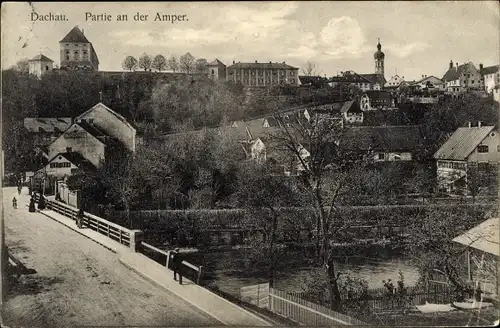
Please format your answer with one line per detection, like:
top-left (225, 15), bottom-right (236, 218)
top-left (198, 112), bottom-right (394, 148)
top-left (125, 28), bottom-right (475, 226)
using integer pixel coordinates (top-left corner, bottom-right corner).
top-left (167, 55), bottom-right (179, 72)
top-left (12, 58), bottom-right (29, 73)
top-left (268, 111), bottom-right (371, 310)
top-left (301, 61), bottom-right (321, 76)
top-left (151, 54), bottom-right (167, 72)
top-left (138, 53), bottom-right (153, 71)
top-left (179, 52), bottom-right (195, 73)
top-left (195, 58), bottom-right (209, 74)
top-left (122, 56), bottom-right (138, 71)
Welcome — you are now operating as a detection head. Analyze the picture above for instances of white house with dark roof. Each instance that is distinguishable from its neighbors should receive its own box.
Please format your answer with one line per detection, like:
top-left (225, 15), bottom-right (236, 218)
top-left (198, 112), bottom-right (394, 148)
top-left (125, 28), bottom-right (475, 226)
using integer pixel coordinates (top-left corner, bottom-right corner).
top-left (28, 54), bottom-right (53, 78)
top-left (76, 102), bottom-right (136, 152)
top-left (434, 124), bottom-right (499, 194)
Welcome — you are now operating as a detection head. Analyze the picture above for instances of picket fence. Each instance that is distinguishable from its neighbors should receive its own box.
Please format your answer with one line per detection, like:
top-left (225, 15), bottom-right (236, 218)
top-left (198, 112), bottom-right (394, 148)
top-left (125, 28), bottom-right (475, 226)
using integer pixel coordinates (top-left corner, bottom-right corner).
top-left (269, 288), bottom-right (368, 326)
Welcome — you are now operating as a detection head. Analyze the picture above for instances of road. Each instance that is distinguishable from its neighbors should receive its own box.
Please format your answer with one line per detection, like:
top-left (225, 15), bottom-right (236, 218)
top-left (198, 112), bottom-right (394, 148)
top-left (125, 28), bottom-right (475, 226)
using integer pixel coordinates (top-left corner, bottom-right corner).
top-left (1, 187), bottom-right (221, 327)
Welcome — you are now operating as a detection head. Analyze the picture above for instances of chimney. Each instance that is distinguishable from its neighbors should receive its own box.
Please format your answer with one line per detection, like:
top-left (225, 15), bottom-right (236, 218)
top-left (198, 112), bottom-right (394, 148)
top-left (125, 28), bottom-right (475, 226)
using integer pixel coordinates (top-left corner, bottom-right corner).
top-left (233, 60), bottom-right (235, 64)
top-left (269, 61), bottom-right (272, 64)
top-left (255, 60), bottom-right (257, 63)
top-left (468, 122), bottom-right (472, 128)
top-left (449, 61), bottom-right (453, 70)
top-left (478, 121), bottom-right (482, 128)
top-left (479, 63), bottom-right (483, 71)
top-left (456, 63), bottom-right (459, 69)
top-left (82, 28), bottom-right (84, 35)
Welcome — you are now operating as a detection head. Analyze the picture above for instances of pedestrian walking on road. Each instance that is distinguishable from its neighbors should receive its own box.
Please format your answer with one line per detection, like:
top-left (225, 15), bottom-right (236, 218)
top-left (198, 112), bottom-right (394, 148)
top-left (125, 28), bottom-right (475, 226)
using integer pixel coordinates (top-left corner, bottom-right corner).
top-left (172, 248), bottom-right (183, 285)
top-left (76, 208), bottom-right (84, 229)
top-left (12, 197), bottom-right (17, 209)
top-left (29, 195), bottom-right (36, 212)
top-left (17, 185), bottom-right (22, 195)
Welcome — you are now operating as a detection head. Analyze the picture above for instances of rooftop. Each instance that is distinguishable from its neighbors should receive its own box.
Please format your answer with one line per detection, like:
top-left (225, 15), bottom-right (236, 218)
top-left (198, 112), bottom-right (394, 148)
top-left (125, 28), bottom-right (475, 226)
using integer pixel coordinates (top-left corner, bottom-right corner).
top-left (29, 54), bottom-right (54, 62)
top-left (433, 125), bottom-right (496, 161)
top-left (227, 61), bottom-right (298, 70)
top-left (453, 217), bottom-right (499, 256)
top-left (24, 117), bottom-right (72, 133)
top-left (342, 125), bottom-right (424, 152)
top-left (60, 26), bottom-right (90, 43)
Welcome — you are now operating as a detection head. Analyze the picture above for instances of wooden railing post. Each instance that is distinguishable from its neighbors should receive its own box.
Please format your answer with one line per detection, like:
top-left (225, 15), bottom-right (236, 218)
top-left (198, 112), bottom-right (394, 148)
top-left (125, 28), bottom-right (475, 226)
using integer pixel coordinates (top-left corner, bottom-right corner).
top-left (197, 265), bottom-right (203, 285)
top-left (166, 251), bottom-right (171, 269)
top-left (129, 230), bottom-right (144, 252)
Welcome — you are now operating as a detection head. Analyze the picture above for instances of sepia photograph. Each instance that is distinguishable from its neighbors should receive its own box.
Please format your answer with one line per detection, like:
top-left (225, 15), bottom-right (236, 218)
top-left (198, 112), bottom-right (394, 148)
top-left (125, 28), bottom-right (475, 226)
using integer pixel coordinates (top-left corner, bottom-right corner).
top-left (0, 1), bottom-right (499, 327)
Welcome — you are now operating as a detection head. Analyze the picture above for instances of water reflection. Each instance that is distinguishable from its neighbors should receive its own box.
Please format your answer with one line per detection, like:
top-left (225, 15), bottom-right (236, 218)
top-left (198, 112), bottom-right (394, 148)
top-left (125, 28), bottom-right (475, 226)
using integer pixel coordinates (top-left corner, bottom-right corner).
top-left (184, 246), bottom-right (420, 296)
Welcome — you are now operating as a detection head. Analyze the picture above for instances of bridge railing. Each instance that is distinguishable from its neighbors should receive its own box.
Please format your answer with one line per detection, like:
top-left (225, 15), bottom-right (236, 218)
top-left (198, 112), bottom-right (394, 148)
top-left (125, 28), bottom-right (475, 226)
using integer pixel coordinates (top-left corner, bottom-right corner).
top-left (33, 193), bottom-right (204, 284)
top-left (34, 194), bottom-right (137, 250)
top-left (141, 242), bottom-right (204, 285)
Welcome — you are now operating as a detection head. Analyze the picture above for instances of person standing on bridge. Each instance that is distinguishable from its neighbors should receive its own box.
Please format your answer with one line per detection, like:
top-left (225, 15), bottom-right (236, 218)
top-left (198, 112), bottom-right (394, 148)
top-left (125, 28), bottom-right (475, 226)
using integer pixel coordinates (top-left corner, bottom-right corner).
top-left (172, 248), bottom-right (183, 285)
top-left (76, 208), bottom-right (84, 229)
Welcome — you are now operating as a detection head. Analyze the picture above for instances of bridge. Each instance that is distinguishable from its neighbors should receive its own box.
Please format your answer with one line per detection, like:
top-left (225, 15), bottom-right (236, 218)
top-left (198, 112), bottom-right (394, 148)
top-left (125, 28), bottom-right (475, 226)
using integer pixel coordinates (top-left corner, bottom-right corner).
top-left (0, 187), bottom-right (272, 327)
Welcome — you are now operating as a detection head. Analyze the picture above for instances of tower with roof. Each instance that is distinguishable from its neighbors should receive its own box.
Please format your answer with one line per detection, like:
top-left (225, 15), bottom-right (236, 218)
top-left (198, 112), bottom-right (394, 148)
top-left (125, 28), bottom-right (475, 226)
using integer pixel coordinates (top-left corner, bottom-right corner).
top-left (374, 38), bottom-right (385, 77)
top-left (207, 59), bottom-right (227, 81)
top-left (59, 26), bottom-right (99, 71)
top-left (28, 54), bottom-right (54, 78)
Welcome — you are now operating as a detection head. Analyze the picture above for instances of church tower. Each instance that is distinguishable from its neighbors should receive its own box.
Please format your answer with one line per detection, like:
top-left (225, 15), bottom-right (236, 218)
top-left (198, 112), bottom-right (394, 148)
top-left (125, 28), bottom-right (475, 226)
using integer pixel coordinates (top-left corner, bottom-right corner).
top-left (374, 38), bottom-right (385, 76)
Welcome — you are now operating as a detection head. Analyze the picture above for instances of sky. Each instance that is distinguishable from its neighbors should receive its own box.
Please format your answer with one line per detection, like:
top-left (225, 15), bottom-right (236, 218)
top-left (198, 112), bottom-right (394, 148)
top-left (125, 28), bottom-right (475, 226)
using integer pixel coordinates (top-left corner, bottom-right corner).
top-left (1, 1), bottom-right (499, 81)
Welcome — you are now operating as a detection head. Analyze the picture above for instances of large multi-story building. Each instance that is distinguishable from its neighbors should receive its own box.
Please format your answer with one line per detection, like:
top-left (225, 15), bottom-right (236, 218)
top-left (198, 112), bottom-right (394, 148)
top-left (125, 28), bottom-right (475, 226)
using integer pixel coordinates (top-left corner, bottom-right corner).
top-left (479, 64), bottom-right (500, 93)
top-left (222, 60), bottom-right (299, 86)
top-left (442, 61), bottom-right (482, 93)
top-left (59, 26), bottom-right (99, 71)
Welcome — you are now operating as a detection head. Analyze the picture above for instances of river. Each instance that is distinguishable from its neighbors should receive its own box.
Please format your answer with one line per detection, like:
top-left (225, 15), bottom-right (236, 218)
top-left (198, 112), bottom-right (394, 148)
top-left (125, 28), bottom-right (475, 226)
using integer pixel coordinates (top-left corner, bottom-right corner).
top-left (183, 245), bottom-right (420, 297)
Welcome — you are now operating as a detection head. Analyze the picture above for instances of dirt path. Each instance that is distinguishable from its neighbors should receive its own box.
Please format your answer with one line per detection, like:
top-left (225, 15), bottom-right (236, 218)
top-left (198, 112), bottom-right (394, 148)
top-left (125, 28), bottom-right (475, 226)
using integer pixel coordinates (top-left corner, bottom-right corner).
top-left (2, 187), bottom-right (221, 327)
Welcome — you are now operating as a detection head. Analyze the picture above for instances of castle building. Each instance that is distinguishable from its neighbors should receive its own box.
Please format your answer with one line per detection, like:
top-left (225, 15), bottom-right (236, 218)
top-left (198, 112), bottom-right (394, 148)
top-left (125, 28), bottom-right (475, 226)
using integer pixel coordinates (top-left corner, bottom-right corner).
top-left (28, 54), bottom-right (54, 78)
top-left (59, 26), bottom-right (99, 71)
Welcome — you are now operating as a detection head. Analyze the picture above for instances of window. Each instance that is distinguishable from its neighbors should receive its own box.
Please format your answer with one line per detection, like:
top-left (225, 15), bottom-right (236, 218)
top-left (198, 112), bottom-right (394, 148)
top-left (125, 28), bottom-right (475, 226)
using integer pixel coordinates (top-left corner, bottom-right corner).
top-left (211, 69), bottom-right (214, 74)
top-left (89, 118), bottom-right (94, 124)
top-left (83, 51), bottom-right (88, 55)
top-left (66, 56), bottom-right (70, 60)
top-left (45, 65), bottom-right (49, 71)
top-left (378, 153), bottom-right (385, 160)
top-left (66, 50), bottom-right (70, 54)
top-left (478, 162), bottom-right (489, 171)
top-left (477, 145), bottom-right (489, 153)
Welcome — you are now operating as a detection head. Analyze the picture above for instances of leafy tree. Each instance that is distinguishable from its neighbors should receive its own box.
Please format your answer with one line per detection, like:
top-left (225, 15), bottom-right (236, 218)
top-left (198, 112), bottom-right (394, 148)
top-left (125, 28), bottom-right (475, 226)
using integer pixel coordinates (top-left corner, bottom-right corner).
top-left (122, 56), bottom-right (138, 71)
top-left (167, 55), bottom-right (179, 72)
top-left (179, 52), bottom-right (195, 73)
top-left (138, 53), bottom-right (153, 71)
top-left (151, 54), bottom-right (167, 72)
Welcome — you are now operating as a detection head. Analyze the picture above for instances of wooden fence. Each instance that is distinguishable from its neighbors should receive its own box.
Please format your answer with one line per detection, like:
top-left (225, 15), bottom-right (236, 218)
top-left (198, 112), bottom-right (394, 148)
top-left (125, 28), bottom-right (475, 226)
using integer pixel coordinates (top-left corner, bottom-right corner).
top-left (239, 283), bottom-right (269, 308)
top-left (289, 283), bottom-right (474, 313)
top-left (34, 194), bottom-right (205, 285)
top-left (269, 288), bottom-right (368, 326)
